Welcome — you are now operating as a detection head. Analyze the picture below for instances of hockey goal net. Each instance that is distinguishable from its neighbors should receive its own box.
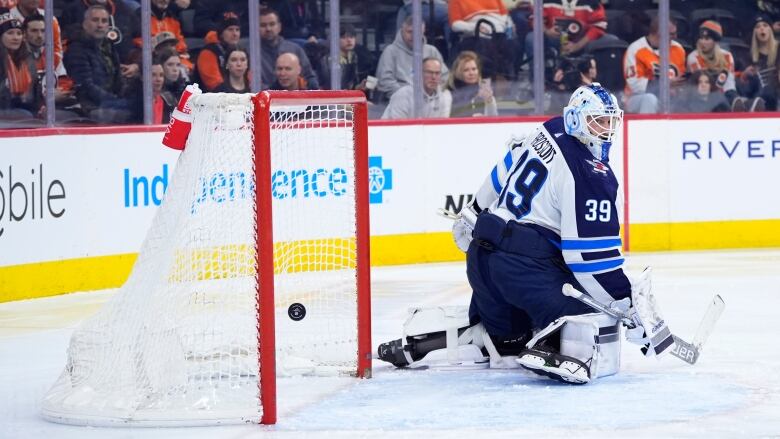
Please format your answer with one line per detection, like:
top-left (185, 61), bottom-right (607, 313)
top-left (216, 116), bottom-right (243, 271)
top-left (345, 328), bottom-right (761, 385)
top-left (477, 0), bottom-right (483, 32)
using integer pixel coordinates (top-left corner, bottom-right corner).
top-left (41, 91), bottom-right (371, 426)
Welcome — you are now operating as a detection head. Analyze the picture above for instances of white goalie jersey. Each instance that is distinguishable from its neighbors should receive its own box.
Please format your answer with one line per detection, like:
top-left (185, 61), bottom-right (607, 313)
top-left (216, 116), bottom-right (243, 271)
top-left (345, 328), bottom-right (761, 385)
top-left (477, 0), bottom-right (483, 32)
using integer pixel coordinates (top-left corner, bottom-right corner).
top-left (474, 116), bottom-right (631, 305)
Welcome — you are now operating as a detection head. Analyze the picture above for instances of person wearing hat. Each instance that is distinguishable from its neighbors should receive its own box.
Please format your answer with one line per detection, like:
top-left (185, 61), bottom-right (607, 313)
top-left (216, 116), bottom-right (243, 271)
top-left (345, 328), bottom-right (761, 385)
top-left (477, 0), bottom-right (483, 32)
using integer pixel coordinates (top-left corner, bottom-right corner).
top-left (1, 8), bottom-right (40, 118)
top-left (737, 13), bottom-right (779, 110)
top-left (63, 4), bottom-right (140, 123)
top-left (133, 0), bottom-right (192, 73)
top-left (686, 20), bottom-right (743, 110)
top-left (195, 11), bottom-right (240, 91)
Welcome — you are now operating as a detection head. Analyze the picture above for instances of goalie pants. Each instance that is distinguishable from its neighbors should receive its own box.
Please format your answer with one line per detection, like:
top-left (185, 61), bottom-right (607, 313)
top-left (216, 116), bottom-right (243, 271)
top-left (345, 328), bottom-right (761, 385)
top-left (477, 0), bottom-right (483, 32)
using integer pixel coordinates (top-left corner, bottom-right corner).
top-left (467, 213), bottom-right (591, 337)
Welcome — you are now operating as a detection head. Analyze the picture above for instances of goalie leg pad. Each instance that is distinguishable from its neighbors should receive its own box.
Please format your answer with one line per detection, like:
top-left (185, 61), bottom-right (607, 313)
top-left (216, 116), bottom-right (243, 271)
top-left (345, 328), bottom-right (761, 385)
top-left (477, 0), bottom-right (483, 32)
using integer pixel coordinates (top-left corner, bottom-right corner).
top-left (516, 312), bottom-right (621, 383)
top-left (377, 306), bottom-right (489, 369)
top-left (376, 306), bottom-right (532, 369)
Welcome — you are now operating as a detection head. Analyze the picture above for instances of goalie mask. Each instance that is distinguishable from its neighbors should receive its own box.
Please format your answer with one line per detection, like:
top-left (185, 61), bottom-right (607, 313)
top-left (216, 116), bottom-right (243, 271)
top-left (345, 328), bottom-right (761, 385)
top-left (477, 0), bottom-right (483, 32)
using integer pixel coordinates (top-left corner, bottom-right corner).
top-left (563, 83), bottom-right (623, 162)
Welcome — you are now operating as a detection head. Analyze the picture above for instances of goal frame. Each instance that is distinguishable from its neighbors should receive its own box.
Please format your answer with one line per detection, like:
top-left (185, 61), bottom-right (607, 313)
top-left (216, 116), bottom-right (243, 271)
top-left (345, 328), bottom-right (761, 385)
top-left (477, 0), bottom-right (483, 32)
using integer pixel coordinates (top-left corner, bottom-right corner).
top-left (252, 90), bottom-right (372, 425)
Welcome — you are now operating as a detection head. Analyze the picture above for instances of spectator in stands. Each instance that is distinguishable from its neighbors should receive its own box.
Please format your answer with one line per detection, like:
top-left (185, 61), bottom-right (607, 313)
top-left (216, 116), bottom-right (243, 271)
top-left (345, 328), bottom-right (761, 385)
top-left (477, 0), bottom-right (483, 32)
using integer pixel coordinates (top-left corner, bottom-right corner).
top-left (215, 47), bottom-right (250, 93)
top-left (22, 13), bottom-right (76, 109)
top-left (259, 7), bottom-right (318, 90)
top-left (686, 21), bottom-right (737, 104)
top-left (155, 46), bottom-right (186, 98)
top-left (1, 10), bottom-right (39, 118)
top-left (10, 0), bottom-right (63, 73)
top-left (737, 14), bottom-right (779, 111)
top-left (283, 0), bottom-right (325, 44)
top-left (397, 0), bottom-right (449, 40)
top-left (548, 55), bottom-right (597, 112)
top-left (133, 0), bottom-right (192, 74)
top-left (269, 52), bottom-right (310, 90)
top-left (61, 0), bottom-right (141, 63)
top-left (382, 57), bottom-right (451, 119)
top-left (375, 16), bottom-right (448, 99)
top-left (195, 12), bottom-right (240, 92)
top-left (315, 24), bottom-right (375, 93)
top-left (63, 4), bottom-right (140, 123)
top-left (449, 0), bottom-right (517, 78)
top-left (151, 59), bottom-right (175, 123)
top-left (506, 0), bottom-right (532, 46)
top-left (194, 0), bottom-right (304, 42)
top-left (675, 70), bottom-right (730, 113)
top-left (446, 50), bottom-right (497, 117)
top-left (152, 32), bottom-right (190, 82)
top-left (193, 0), bottom-right (248, 38)
top-left (449, 0), bottom-right (511, 37)
top-left (576, 55), bottom-right (597, 86)
top-left (623, 16), bottom-right (686, 114)
top-left (523, 0), bottom-right (607, 68)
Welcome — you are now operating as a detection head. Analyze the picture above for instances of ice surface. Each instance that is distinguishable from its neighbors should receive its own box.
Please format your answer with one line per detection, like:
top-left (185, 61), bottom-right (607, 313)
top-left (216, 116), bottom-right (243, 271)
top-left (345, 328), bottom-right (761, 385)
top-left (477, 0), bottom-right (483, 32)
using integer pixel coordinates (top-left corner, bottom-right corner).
top-left (2, 249), bottom-right (779, 438)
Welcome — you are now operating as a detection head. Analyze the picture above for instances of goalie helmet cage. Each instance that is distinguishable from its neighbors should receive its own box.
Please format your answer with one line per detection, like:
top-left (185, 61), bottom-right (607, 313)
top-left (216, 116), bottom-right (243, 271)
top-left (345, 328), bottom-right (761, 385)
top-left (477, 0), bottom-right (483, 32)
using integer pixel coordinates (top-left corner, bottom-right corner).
top-left (40, 90), bottom-right (371, 427)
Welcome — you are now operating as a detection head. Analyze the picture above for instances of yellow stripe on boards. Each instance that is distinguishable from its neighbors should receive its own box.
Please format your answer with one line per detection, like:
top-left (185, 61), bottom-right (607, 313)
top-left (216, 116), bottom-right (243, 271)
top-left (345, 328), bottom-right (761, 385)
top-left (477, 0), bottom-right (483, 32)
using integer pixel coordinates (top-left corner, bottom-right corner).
top-left (629, 219), bottom-right (780, 251)
top-left (0, 254), bottom-right (138, 303)
top-left (370, 232), bottom-right (464, 266)
top-left (5, 221), bottom-right (777, 302)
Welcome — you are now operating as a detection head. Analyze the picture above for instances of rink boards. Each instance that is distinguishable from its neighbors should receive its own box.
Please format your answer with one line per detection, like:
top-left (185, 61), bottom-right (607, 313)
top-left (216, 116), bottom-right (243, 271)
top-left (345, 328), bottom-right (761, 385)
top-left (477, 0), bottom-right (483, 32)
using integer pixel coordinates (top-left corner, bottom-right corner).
top-left (2, 114), bottom-right (780, 300)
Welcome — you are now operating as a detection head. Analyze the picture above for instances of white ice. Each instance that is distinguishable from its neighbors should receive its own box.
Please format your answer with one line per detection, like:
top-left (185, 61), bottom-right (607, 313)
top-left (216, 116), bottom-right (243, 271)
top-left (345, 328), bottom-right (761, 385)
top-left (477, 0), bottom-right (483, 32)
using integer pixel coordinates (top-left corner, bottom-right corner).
top-left (2, 249), bottom-right (779, 438)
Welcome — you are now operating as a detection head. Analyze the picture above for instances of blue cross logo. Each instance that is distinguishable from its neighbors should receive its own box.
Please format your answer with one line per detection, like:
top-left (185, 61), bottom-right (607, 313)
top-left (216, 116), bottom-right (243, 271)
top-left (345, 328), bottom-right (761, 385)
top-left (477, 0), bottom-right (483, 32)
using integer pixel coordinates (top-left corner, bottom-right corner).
top-left (368, 156), bottom-right (392, 204)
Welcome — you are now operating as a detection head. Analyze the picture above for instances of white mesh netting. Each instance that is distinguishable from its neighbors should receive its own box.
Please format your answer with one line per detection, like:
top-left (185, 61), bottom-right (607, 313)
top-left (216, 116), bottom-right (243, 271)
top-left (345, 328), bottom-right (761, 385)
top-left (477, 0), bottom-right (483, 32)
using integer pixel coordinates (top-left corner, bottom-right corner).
top-left (41, 93), bottom-right (362, 426)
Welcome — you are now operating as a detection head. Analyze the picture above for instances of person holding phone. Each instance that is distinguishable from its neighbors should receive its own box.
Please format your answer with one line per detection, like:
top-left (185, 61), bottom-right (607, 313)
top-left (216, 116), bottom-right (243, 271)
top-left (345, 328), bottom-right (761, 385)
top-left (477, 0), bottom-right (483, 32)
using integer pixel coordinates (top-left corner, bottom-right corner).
top-left (446, 50), bottom-right (498, 118)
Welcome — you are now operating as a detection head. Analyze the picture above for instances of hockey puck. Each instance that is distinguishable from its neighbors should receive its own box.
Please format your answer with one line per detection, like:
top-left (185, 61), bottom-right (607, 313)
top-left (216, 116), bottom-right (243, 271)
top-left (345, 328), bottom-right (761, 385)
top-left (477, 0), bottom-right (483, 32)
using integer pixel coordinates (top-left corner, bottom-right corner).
top-left (288, 303), bottom-right (306, 321)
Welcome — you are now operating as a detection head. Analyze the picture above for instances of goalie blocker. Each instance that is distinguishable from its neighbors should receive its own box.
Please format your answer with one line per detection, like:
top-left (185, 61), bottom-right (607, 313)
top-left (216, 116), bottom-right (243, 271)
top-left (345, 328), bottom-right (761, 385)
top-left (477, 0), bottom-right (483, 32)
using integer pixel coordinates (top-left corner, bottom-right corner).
top-left (377, 306), bottom-right (621, 384)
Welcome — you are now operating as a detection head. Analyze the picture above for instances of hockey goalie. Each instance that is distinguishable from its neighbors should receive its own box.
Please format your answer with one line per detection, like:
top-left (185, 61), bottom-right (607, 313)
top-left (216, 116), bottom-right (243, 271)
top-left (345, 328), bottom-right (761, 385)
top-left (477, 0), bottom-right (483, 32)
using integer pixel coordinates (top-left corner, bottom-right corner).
top-left (378, 84), bottom-right (673, 384)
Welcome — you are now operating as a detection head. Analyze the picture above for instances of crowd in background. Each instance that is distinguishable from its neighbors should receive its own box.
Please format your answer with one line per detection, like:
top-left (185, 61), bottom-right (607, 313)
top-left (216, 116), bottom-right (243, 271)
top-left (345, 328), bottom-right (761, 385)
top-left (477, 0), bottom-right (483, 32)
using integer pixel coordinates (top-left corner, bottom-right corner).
top-left (2, 0), bottom-right (780, 126)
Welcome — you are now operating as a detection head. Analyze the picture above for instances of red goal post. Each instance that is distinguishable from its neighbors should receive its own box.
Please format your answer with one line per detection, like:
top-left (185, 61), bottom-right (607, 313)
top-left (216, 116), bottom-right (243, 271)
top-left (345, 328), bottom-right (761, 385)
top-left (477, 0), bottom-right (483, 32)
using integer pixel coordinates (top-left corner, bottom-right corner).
top-left (253, 90), bottom-right (372, 424)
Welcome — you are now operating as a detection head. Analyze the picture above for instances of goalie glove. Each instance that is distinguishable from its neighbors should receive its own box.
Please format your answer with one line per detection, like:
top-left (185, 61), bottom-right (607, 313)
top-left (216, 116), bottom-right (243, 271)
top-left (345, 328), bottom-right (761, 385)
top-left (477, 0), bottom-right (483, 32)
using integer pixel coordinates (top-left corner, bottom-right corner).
top-left (626, 267), bottom-right (675, 357)
top-left (451, 201), bottom-right (478, 252)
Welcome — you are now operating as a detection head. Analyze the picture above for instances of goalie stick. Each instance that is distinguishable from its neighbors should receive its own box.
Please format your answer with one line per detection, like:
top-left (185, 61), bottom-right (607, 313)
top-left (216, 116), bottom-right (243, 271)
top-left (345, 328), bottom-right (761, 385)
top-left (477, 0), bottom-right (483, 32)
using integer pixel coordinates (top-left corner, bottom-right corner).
top-left (562, 284), bottom-right (724, 365)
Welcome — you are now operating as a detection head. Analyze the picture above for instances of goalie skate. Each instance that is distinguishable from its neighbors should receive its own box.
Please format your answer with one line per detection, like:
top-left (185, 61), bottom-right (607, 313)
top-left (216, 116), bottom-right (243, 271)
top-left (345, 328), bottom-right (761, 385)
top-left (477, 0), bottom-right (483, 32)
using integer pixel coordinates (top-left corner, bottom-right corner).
top-left (516, 348), bottom-right (591, 384)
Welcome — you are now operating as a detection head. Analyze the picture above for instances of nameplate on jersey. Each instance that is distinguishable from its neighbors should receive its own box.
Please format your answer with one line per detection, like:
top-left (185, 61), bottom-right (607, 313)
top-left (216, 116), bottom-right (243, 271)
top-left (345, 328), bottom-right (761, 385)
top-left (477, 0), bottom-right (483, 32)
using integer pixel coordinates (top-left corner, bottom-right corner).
top-left (530, 131), bottom-right (557, 164)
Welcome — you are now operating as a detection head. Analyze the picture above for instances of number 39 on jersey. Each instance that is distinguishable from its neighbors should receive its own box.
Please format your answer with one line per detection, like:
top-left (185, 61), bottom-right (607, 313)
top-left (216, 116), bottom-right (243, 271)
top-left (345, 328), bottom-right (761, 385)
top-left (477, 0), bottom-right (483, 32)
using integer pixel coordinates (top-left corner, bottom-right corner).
top-left (584, 199), bottom-right (611, 222)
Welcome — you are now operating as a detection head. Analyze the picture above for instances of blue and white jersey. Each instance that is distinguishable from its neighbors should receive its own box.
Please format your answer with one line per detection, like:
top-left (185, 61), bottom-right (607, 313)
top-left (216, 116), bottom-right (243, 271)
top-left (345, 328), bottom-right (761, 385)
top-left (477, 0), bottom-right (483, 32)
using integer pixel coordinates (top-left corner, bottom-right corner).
top-left (474, 116), bottom-right (631, 304)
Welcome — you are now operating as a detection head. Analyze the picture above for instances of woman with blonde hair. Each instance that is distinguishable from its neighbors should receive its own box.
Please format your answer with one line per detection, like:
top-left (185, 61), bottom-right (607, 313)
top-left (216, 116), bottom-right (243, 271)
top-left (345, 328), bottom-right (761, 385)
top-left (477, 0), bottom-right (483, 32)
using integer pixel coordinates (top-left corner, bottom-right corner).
top-left (686, 21), bottom-right (739, 107)
top-left (447, 50), bottom-right (498, 118)
top-left (736, 14), bottom-right (778, 110)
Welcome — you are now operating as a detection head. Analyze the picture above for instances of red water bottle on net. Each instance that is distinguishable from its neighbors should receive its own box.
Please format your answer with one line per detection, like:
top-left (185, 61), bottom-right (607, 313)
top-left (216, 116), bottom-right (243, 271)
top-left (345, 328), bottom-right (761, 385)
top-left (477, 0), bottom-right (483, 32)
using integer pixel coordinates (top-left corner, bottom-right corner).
top-left (162, 83), bottom-right (201, 150)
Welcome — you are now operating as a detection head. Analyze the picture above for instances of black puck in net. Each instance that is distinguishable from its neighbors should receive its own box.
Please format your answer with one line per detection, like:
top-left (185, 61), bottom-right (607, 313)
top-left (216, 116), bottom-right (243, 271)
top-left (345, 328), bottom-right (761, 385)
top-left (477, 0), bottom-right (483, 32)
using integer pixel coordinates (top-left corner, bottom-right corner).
top-left (288, 303), bottom-right (306, 321)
